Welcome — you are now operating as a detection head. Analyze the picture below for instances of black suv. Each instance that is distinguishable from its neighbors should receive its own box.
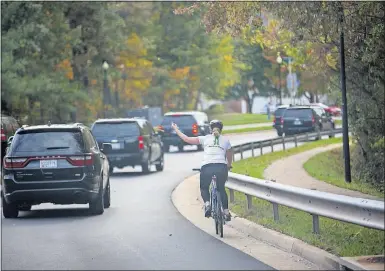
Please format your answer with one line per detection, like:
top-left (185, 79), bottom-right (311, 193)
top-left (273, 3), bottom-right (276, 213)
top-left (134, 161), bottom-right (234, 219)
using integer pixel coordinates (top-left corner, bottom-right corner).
top-left (1, 113), bottom-right (20, 166)
top-left (272, 105), bottom-right (290, 136)
top-left (158, 111), bottom-right (210, 152)
top-left (2, 123), bottom-right (111, 218)
top-left (91, 118), bottom-right (164, 174)
top-left (281, 106), bottom-right (335, 138)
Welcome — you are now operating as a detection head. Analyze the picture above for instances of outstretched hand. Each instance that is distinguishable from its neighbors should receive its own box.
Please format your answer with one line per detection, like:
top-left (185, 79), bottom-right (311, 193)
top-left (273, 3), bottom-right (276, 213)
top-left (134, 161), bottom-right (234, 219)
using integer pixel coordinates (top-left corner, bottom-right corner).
top-left (171, 122), bottom-right (179, 131)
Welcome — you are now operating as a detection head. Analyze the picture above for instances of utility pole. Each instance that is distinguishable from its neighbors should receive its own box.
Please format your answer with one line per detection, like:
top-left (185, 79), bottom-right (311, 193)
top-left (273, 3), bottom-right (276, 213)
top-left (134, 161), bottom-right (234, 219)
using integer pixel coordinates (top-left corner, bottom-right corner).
top-left (339, 3), bottom-right (352, 183)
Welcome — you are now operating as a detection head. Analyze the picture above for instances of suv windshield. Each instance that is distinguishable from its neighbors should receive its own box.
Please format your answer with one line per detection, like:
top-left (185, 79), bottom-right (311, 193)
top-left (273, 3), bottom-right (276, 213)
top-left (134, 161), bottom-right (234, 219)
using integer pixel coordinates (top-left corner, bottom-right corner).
top-left (92, 122), bottom-right (140, 137)
top-left (161, 115), bottom-right (196, 126)
top-left (12, 131), bottom-right (84, 153)
top-left (284, 109), bottom-right (313, 118)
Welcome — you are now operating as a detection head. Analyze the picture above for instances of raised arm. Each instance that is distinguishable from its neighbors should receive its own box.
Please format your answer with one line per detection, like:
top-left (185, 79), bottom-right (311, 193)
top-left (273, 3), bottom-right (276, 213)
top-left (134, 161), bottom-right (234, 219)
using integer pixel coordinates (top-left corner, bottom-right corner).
top-left (171, 122), bottom-right (200, 145)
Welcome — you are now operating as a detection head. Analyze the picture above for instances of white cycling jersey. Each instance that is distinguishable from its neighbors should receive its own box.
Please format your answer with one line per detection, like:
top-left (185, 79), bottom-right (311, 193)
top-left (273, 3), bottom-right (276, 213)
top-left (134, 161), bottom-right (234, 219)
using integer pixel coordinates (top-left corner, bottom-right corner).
top-left (198, 134), bottom-right (231, 167)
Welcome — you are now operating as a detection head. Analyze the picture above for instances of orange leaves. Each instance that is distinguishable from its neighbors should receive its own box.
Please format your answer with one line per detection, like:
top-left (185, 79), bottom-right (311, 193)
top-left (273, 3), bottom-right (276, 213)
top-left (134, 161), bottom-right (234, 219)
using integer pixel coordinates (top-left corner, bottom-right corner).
top-left (56, 59), bottom-right (74, 80)
top-left (170, 66), bottom-right (190, 80)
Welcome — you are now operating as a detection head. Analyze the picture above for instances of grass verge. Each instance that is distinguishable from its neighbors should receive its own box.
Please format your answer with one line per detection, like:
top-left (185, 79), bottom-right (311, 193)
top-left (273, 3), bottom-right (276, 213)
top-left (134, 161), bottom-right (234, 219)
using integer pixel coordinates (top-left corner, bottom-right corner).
top-left (229, 137), bottom-right (384, 257)
top-left (222, 125), bottom-right (273, 135)
top-left (335, 119), bottom-right (342, 125)
top-left (211, 113), bottom-right (270, 126)
top-left (303, 146), bottom-right (383, 197)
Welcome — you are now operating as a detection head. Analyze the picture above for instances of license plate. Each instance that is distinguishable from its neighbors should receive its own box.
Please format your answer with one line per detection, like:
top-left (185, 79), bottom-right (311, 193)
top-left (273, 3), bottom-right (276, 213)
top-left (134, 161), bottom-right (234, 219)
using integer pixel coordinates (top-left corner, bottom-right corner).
top-left (111, 143), bottom-right (121, 150)
top-left (294, 120), bottom-right (302, 125)
top-left (40, 160), bottom-right (57, 169)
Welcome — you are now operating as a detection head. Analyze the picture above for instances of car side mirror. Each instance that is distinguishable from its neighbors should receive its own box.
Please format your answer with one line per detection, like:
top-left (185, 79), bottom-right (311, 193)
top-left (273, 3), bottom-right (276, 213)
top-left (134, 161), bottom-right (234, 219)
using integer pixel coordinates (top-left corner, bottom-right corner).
top-left (101, 143), bottom-right (112, 154)
top-left (7, 136), bottom-right (14, 146)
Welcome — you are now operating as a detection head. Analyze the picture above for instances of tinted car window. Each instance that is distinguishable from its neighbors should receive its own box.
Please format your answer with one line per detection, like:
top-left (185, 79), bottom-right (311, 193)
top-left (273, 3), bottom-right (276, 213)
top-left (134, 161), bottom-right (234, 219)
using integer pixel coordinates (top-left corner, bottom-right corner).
top-left (92, 122), bottom-right (140, 137)
top-left (274, 108), bottom-right (287, 117)
top-left (161, 115), bottom-right (196, 126)
top-left (284, 109), bottom-right (313, 118)
top-left (11, 131), bottom-right (85, 153)
top-left (84, 129), bottom-right (98, 150)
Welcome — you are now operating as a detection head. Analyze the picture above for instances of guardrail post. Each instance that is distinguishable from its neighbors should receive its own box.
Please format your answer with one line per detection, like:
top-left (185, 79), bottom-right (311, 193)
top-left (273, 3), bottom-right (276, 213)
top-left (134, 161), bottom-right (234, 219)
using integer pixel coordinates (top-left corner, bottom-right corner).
top-left (294, 134), bottom-right (298, 147)
top-left (246, 195), bottom-right (253, 210)
top-left (259, 143), bottom-right (263, 155)
top-left (270, 140), bottom-right (274, 152)
top-left (272, 203), bottom-right (279, 221)
top-left (282, 137), bottom-right (285, 151)
top-left (251, 142), bottom-right (255, 157)
top-left (229, 189), bottom-right (234, 203)
top-left (232, 151), bottom-right (235, 162)
top-left (317, 129), bottom-right (321, 140)
top-left (305, 133), bottom-right (309, 142)
top-left (312, 214), bottom-right (320, 234)
top-left (240, 145), bottom-right (244, 160)
top-left (330, 129), bottom-right (335, 137)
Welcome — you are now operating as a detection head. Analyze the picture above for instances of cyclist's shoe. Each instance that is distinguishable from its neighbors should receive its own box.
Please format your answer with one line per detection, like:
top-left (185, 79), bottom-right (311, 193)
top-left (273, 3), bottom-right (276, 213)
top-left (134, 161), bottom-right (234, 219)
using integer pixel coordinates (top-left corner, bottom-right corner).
top-left (204, 202), bottom-right (211, 218)
top-left (224, 209), bottom-right (231, 221)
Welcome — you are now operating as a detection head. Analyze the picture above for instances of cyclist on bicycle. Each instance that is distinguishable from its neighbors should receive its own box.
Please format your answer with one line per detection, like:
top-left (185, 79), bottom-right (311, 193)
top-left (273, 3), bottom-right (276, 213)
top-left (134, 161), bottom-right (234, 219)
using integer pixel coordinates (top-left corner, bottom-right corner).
top-left (171, 119), bottom-right (233, 221)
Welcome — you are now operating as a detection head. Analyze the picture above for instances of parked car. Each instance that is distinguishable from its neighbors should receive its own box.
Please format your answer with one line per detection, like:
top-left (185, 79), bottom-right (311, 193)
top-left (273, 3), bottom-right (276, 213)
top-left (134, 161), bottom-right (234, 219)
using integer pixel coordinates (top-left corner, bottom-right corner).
top-left (281, 106), bottom-right (335, 139)
top-left (91, 118), bottom-right (164, 174)
top-left (157, 111), bottom-right (210, 152)
top-left (1, 123), bottom-right (111, 218)
top-left (273, 105), bottom-right (290, 136)
top-left (310, 103), bottom-right (341, 117)
top-left (1, 113), bottom-right (20, 166)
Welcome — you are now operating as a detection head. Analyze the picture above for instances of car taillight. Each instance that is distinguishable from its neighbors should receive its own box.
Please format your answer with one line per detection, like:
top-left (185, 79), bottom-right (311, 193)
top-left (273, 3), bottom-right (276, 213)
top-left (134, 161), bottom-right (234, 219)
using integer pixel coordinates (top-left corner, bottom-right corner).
top-left (192, 123), bottom-right (199, 135)
top-left (273, 117), bottom-right (276, 124)
top-left (67, 154), bottom-right (93, 166)
top-left (1, 128), bottom-right (6, 141)
top-left (280, 118), bottom-right (284, 125)
top-left (312, 116), bottom-right (315, 124)
top-left (3, 157), bottom-right (28, 169)
top-left (138, 136), bottom-right (144, 149)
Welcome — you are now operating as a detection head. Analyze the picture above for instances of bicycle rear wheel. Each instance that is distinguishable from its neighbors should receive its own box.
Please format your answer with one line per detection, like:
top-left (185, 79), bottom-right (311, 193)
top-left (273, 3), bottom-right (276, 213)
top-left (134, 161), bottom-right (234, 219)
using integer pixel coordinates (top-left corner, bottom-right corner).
top-left (216, 191), bottom-right (224, 238)
top-left (211, 195), bottom-right (219, 235)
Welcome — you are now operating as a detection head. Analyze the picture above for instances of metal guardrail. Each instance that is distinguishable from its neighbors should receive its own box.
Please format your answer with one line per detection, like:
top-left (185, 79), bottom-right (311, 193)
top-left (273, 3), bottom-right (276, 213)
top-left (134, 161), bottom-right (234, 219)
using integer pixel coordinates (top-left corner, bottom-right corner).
top-left (226, 128), bottom-right (385, 233)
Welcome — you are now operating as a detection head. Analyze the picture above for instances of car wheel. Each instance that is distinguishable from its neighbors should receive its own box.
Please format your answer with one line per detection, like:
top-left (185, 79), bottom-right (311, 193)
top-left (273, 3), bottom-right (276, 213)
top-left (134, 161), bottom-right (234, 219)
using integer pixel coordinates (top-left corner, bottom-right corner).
top-left (18, 205), bottom-right (32, 211)
top-left (277, 131), bottom-right (283, 137)
top-left (2, 196), bottom-right (19, 218)
top-left (315, 126), bottom-right (321, 140)
top-left (197, 145), bottom-right (203, 151)
top-left (329, 124), bottom-right (336, 138)
top-left (89, 182), bottom-right (104, 215)
top-left (109, 166), bottom-right (114, 174)
top-left (163, 145), bottom-right (169, 153)
top-left (141, 157), bottom-right (151, 173)
top-left (178, 145), bottom-right (184, 152)
top-left (103, 179), bottom-right (111, 209)
top-left (156, 155), bottom-right (164, 172)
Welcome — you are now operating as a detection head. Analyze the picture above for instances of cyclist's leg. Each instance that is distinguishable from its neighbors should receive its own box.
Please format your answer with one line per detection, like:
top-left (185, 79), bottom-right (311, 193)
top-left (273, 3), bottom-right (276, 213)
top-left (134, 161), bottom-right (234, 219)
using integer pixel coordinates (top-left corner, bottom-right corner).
top-left (200, 164), bottom-right (212, 217)
top-left (215, 164), bottom-right (231, 221)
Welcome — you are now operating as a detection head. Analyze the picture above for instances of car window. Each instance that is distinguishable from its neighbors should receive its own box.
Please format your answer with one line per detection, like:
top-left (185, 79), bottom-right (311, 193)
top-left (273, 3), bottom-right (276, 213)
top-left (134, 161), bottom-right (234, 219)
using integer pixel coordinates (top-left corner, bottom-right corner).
top-left (284, 109), bottom-right (313, 118)
top-left (11, 131), bottom-right (85, 153)
top-left (313, 107), bottom-right (324, 116)
top-left (84, 129), bottom-right (98, 150)
top-left (92, 122), bottom-right (140, 137)
top-left (274, 108), bottom-right (287, 117)
top-left (161, 115), bottom-right (196, 126)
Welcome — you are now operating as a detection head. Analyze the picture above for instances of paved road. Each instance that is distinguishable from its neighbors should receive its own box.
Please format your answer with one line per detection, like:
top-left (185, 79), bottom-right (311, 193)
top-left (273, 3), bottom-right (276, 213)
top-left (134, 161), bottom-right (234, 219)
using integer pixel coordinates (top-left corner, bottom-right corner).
top-left (1, 131), bottom-right (279, 270)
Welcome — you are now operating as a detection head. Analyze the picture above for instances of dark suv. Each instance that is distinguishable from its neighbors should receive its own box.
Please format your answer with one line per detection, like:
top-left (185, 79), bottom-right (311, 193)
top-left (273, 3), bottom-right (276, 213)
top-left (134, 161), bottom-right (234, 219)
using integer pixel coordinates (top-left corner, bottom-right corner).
top-left (91, 118), bottom-right (164, 174)
top-left (158, 111), bottom-right (210, 152)
top-left (281, 106), bottom-right (335, 138)
top-left (1, 113), bottom-right (20, 166)
top-left (1, 123), bottom-right (111, 218)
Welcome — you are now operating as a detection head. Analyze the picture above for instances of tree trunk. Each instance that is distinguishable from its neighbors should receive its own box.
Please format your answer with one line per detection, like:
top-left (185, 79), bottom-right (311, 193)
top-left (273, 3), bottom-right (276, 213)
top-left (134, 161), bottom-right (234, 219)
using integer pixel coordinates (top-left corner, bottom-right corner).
top-left (194, 89), bottom-right (201, 110)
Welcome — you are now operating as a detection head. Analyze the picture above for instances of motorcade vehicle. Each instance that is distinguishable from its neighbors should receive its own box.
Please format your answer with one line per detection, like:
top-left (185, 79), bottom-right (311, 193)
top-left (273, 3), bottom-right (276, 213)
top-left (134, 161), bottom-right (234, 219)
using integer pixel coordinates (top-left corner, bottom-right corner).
top-left (157, 111), bottom-right (210, 152)
top-left (91, 118), bottom-right (164, 174)
top-left (2, 123), bottom-right (111, 218)
top-left (282, 106), bottom-right (335, 139)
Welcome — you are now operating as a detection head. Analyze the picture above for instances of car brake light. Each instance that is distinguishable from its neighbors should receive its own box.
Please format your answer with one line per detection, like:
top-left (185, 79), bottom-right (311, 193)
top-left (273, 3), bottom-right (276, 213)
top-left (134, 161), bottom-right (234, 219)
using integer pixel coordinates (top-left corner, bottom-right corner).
top-left (3, 157), bottom-right (28, 168)
top-left (280, 118), bottom-right (284, 125)
top-left (1, 128), bottom-right (6, 141)
top-left (312, 116), bottom-right (315, 124)
top-left (138, 136), bottom-right (144, 149)
top-left (273, 117), bottom-right (276, 124)
top-left (67, 154), bottom-right (93, 166)
top-left (192, 123), bottom-right (199, 135)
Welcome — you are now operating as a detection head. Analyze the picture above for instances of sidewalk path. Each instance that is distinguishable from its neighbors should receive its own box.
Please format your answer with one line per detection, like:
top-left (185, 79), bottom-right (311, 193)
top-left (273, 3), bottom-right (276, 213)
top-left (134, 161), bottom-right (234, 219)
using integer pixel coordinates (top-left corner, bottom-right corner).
top-left (264, 144), bottom-right (380, 200)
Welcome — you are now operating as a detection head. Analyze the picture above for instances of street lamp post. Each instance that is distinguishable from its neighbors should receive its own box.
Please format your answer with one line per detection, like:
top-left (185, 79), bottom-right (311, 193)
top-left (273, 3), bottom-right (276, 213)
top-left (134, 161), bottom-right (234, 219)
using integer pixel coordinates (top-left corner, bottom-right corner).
top-left (102, 61), bottom-right (109, 118)
top-left (276, 53), bottom-right (283, 105)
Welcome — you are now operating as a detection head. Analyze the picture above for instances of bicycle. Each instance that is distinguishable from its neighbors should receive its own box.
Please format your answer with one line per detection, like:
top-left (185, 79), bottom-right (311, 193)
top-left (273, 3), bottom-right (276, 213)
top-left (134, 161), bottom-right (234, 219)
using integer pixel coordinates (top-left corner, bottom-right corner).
top-left (193, 167), bottom-right (231, 238)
